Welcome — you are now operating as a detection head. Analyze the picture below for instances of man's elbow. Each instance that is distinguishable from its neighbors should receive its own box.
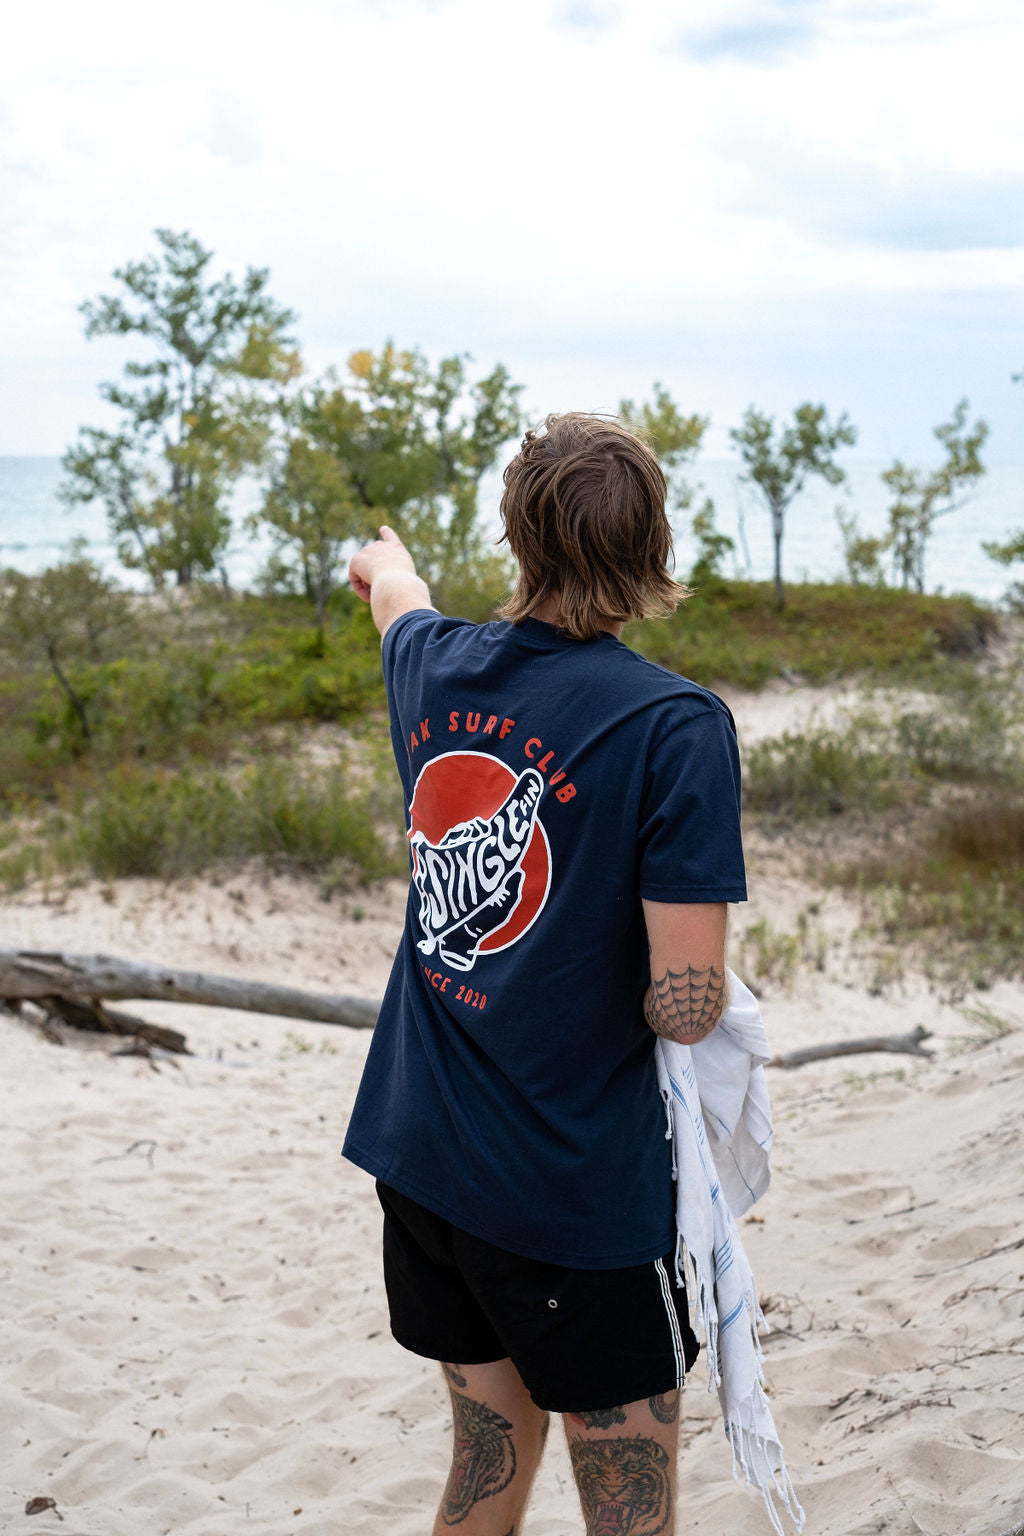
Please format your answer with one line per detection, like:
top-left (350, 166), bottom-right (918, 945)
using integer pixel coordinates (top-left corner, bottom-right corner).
top-left (643, 965), bottom-right (728, 1045)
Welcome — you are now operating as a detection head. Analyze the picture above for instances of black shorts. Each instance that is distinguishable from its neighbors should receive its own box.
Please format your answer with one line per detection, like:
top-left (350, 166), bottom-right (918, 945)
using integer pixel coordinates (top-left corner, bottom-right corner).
top-left (376, 1182), bottom-right (699, 1414)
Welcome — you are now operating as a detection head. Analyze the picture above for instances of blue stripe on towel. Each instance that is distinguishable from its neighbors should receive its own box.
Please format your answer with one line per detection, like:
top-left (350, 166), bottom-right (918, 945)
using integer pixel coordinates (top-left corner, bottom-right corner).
top-left (720, 1298), bottom-right (745, 1330)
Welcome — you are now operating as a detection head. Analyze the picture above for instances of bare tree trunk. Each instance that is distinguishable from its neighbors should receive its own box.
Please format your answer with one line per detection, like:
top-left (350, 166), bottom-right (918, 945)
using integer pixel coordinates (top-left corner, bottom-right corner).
top-left (771, 505), bottom-right (785, 611)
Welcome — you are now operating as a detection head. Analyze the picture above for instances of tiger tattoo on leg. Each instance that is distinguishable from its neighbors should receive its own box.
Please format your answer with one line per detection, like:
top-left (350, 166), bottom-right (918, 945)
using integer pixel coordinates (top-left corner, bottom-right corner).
top-left (441, 1391), bottom-right (517, 1525)
top-left (569, 1436), bottom-right (671, 1536)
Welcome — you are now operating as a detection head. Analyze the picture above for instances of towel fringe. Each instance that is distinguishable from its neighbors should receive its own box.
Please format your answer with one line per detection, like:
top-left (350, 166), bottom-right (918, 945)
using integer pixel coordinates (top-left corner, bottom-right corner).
top-left (658, 1027), bottom-right (805, 1532)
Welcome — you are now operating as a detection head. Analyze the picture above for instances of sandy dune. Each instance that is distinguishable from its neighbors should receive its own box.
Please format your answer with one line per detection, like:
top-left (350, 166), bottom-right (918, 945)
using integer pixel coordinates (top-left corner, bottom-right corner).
top-left (2, 679), bottom-right (1024, 1533)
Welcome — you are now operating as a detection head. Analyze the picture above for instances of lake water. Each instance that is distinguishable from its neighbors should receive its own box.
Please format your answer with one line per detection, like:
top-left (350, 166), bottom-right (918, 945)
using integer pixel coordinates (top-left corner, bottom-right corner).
top-left (1, 455), bottom-right (1021, 602)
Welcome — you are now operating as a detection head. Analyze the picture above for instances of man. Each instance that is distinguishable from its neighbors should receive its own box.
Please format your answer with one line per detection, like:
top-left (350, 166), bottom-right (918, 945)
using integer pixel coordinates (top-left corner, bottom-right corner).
top-left (343, 412), bottom-right (746, 1536)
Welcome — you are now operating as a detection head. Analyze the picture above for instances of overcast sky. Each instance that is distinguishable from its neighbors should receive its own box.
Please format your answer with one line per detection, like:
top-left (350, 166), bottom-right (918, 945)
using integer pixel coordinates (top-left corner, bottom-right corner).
top-left (2, 0), bottom-right (1022, 460)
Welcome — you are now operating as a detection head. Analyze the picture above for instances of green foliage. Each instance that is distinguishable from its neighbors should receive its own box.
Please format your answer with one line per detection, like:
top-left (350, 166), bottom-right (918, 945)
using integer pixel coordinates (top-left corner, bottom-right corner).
top-left (948, 1003), bottom-right (1016, 1054)
top-left (42, 756), bottom-right (403, 885)
top-left (62, 228), bottom-right (300, 587)
top-left (259, 344), bottom-right (523, 613)
top-left (730, 403), bottom-right (857, 610)
top-left (748, 665), bottom-right (1023, 989)
top-left (0, 591), bottom-right (387, 810)
top-left (738, 912), bottom-right (828, 993)
top-left (0, 550), bottom-right (135, 746)
top-left (257, 432), bottom-right (362, 644)
top-left (982, 526), bottom-right (1024, 609)
top-left (628, 580), bottom-right (995, 689)
top-left (881, 400), bottom-right (987, 592)
top-left (981, 527), bottom-right (1024, 567)
top-left (738, 920), bottom-right (801, 992)
top-left (688, 502), bottom-right (735, 586)
top-left (743, 729), bottom-right (906, 818)
top-left (745, 668), bottom-right (1015, 822)
top-left (836, 855), bottom-right (1023, 990)
top-left (836, 506), bottom-right (887, 585)
top-left (619, 384), bottom-right (707, 519)
top-left (893, 700), bottom-right (1010, 784)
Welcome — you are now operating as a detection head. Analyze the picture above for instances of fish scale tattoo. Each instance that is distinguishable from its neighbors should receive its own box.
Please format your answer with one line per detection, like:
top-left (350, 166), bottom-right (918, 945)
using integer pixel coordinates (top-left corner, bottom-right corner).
top-left (645, 963), bottom-right (725, 1042)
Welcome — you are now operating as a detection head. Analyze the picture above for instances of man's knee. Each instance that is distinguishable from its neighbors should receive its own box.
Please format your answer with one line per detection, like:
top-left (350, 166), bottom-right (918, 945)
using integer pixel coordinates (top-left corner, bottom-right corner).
top-left (564, 1395), bottom-right (680, 1536)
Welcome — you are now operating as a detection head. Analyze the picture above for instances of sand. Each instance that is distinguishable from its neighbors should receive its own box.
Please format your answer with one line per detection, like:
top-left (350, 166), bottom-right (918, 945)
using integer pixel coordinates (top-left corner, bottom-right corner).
top-left (3, 683), bottom-right (1024, 1535)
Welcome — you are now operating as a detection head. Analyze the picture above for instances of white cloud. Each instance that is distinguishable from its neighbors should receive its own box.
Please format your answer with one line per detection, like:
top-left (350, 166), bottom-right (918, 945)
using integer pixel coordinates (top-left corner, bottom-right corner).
top-left (0, 0), bottom-right (1022, 456)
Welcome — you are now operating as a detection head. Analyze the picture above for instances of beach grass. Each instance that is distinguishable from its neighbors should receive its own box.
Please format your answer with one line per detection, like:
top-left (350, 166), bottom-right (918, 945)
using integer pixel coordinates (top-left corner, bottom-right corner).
top-left (744, 673), bottom-right (1023, 987)
top-left (0, 754), bottom-right (405, 890)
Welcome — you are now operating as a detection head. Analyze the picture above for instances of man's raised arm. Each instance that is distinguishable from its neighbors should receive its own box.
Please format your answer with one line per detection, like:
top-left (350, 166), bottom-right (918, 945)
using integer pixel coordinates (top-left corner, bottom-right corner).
top-left (642, 899), bottom-right (729, 1045)
top-left (348, 525), bottom-right (434, 638)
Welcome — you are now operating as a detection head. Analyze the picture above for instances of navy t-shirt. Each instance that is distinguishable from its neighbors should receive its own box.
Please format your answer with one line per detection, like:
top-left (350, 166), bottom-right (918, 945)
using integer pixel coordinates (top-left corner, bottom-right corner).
top-left (342, 611), bottom-right (746, 1267)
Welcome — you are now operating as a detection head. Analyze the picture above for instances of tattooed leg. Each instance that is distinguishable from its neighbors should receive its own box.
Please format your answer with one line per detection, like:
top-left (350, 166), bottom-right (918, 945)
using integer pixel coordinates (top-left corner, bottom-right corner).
top-left (432, 1359), bottom-right (549, 1536)
top-left (570, 1437), bottom-right (671, 1536)
top-left (564, 1395), bottom-right (680, 1536)
top-left (442, 1393), bottom-right (516, 1524)
top-left (648, 1391), bottom-right (679, 1426)
top-left (568, 1405), bottom-right (628, 1430)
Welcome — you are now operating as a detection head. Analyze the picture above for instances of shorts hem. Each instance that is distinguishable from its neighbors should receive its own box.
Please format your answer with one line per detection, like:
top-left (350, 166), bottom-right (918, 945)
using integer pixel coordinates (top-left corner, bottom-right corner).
top-left (389, 1325), bottom-right (509, 1369)
top-left (529, 1364), bottom-right (696, 1415)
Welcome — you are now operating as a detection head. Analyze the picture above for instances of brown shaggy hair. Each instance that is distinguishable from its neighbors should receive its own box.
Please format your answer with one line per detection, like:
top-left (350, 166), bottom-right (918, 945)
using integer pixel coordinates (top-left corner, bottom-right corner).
top-left (497, 412), bottom-right (688, 640)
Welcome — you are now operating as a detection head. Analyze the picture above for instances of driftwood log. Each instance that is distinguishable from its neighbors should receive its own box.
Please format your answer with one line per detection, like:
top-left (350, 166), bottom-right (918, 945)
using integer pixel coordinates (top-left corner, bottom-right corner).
top-left (0, 949), bottom-right (380, 1034)
top-left (769, 1025), bottom-right (934, 1069)
top-left (2, 950), bottom-right (940, 1070)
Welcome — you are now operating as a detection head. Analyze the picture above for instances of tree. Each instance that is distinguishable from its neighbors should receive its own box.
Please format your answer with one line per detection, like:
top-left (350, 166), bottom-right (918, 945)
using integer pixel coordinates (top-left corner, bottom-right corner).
top-left (258, 345), bottom-right (524, 614)
top-left (0, 546), bottom-right (134, 745)
top-left (688, 503), bottom-right (736, 586)
top-left (62, 229), bottom-right (300, 587)
top-left (836, 506), bottom-right (887, 586)
top-left (257, 432), bottom-right (361, 651)
top-left (619, 384), bottom-right (707, 518)
top-left (881, 400), bottom-right (987, 592)
top-left (620, 384), bottom-right (720, 588)
top-left (982, 527), bottom-right (1024, 609)
top-left (983, 529), bottom-right (1024, 566)
top-left (730, 404), bottom-right (857, 610)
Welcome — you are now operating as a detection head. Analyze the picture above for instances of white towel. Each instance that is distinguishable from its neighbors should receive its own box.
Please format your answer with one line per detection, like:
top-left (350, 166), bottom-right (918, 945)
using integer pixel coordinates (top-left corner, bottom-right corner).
top-left (654, 971), bottom-right (805, 1534)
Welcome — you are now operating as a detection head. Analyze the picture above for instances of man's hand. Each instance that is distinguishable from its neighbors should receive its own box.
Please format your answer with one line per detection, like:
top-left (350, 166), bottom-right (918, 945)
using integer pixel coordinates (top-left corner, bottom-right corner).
top-left (642, 900), bottom-right (729, 1045)
top-left (348, 525), bottom-right (434, 637)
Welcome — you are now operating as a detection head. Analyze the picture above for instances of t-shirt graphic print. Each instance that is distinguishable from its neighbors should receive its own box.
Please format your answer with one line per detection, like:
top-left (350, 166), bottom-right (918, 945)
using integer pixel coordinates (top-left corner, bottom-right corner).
top-left (409, 754), bottom-right (551, 973)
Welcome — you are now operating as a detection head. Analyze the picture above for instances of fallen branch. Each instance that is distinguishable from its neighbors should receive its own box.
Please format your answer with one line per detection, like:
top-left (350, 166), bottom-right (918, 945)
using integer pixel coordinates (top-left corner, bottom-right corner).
top-left (40, 993), bottom-right (189, 1054)
top-left (0, 949), bottom-right (379, 1031)
top-left (769, 1025), bottom-right (934, 1069)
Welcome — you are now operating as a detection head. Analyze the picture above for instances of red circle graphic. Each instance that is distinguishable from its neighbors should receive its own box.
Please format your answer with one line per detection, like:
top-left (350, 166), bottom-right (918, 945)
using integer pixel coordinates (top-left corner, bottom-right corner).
top-left (407, 751), bottom-right (551, 955)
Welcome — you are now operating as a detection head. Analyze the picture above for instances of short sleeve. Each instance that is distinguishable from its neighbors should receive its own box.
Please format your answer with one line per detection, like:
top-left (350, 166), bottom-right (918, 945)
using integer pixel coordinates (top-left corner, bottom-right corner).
top-left (380, 607), bottom-right (440, 686)
top-left (637, 705), bottom-right (747, 903)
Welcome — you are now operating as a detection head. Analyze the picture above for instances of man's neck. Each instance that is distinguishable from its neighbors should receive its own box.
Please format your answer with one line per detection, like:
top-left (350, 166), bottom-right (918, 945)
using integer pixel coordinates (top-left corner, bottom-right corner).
top-left (527, 594), bottom-right (624, 639)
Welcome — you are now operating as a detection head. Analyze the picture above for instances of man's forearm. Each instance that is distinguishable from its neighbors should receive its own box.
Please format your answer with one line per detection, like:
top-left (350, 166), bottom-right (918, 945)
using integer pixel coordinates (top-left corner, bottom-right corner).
top-left (643, 963), bottom-right (728, 1045)
top-left (370, 570), bottom-right (433, 637)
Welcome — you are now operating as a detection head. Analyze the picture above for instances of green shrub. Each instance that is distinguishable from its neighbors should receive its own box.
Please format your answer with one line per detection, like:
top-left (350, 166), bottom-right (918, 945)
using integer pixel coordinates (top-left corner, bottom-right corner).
top-left (628, 581), bottom-right (997, 687)
top-left (893, 680), bottom-right (1013, 784)
top-left (743, 729), bottom-right (908, 817)
top-left (48, 757), bottom-right (403, 884)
